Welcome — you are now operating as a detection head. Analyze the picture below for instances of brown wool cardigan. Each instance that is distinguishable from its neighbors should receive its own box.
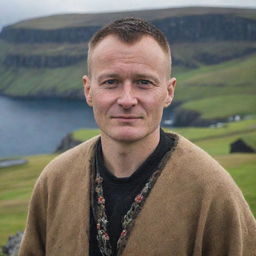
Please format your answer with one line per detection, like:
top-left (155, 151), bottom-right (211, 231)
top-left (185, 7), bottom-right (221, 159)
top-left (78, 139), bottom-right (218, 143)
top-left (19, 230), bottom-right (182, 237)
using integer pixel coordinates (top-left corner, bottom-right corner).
top-left (19, 133), bottom-right (256, 256)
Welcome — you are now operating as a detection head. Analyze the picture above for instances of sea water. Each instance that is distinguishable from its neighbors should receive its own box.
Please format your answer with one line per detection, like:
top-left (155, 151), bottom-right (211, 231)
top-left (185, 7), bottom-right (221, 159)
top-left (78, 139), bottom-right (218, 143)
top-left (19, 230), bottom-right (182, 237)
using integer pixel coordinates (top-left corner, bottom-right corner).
top-left (0, 95), bottom-right (96, 158)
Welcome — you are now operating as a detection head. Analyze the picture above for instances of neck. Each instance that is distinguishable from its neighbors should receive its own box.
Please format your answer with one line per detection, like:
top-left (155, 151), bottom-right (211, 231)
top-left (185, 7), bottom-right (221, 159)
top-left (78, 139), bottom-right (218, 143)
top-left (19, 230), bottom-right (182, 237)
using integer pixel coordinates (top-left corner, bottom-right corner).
top-left (100, 128), bottom-right (161, 178)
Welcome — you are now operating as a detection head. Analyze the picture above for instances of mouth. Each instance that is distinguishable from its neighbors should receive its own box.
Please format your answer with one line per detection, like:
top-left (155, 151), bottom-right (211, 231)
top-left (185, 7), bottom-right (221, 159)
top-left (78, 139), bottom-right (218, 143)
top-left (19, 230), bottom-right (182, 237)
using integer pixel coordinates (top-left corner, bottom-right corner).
top-left (111, 115), bottom-right (143, 122)
top-left (111, 115), bottom-right (142, 119)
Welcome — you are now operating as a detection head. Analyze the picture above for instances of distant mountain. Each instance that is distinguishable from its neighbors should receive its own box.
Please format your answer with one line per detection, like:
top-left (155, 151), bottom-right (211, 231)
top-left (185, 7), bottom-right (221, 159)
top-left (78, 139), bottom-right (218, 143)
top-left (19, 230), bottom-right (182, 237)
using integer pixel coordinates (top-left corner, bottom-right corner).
top-left (0, 7), bottom-right (255, 125)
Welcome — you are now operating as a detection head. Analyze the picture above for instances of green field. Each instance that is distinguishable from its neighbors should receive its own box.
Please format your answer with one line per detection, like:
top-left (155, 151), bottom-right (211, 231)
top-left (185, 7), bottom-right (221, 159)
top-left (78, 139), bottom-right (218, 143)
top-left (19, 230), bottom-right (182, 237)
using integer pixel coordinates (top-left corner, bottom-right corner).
top-left (0, 155), bottom-right (56, 247)
top-left (0, 119), bottom-right (255, 247)
top-left (173, 53), bottom-right (256, 119)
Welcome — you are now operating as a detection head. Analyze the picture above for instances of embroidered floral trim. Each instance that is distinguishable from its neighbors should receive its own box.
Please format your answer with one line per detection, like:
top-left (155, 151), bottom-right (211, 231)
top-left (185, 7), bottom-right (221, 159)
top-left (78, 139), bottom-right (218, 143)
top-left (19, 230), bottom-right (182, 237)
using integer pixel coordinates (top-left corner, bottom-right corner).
top-left (94, 173), bottom-right (112, 256)
top-left (116, 170), bottom-right (161, 256)
top-left (94, 169), bottom-right (161, 256)
top-left (91, 133), bottom-right (179, 256)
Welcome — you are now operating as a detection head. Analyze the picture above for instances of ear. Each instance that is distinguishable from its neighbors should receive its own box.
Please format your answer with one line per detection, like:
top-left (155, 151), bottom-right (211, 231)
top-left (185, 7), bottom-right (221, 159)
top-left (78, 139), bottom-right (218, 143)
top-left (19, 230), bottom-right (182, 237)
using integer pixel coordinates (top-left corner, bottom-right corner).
top-left (164, 77), bottom-right (176, 107)
top-left (83, 75), bottom-right (93, 107)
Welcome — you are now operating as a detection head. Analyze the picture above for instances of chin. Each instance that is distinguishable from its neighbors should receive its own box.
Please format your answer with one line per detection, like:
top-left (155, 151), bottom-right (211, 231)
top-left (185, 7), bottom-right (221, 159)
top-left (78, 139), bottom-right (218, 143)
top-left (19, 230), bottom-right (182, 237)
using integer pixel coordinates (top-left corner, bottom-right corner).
top-left (105, 127), bottom-right (148, 143)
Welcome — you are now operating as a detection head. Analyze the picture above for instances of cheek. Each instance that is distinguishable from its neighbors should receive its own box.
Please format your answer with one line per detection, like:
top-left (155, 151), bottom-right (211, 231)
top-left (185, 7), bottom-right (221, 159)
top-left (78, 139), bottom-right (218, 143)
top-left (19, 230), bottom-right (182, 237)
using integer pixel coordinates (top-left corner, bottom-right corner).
top-left (91, 91), bottom-right (116, 113)
top-left (144, 93), bottom-right (166, 110)
top-left (91, 90), bottom-right (106, 106)
top-left (143, 96), bottom-right (166, 121)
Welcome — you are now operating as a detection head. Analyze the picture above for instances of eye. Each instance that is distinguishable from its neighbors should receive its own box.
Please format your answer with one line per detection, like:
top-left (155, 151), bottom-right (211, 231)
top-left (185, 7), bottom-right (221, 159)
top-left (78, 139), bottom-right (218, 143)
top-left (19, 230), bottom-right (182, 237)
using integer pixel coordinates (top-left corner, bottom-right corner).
top-left (136, 79), bottom-right (154, 87)
top-left (101, 79), bottom-right (119, 88)
top-left (103, 79), bottom-right (117, 85)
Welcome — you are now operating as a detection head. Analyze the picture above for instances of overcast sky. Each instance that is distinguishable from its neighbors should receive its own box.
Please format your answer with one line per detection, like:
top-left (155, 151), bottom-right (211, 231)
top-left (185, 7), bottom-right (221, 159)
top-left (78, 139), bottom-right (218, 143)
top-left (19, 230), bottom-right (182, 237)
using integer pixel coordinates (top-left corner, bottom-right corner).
top-left (1, 0), bottom-right (256, 30)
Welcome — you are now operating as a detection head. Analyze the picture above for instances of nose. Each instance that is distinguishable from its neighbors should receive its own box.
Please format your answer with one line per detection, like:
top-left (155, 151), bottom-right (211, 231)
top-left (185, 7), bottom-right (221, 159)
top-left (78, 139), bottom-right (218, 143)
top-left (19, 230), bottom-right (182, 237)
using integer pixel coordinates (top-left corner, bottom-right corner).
top-left (117, 83), bottom-right (138, 109)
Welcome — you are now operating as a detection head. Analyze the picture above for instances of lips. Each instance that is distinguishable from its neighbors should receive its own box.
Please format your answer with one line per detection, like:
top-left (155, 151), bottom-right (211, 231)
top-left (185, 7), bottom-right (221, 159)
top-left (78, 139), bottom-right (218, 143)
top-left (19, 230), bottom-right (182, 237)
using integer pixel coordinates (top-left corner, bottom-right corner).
top-left (111, 115), bottom-right (142, 119)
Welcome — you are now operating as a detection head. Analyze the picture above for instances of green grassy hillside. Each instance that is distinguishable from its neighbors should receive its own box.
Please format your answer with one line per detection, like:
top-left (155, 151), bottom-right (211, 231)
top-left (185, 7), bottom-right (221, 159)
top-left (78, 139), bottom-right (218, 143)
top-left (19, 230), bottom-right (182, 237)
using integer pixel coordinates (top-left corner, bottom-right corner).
top-left (174, 53), bottom-right (256, 119)
top-left (0, 155), bottom-right (56, 247)
top-left (1, 119), bottom-right (255, 247)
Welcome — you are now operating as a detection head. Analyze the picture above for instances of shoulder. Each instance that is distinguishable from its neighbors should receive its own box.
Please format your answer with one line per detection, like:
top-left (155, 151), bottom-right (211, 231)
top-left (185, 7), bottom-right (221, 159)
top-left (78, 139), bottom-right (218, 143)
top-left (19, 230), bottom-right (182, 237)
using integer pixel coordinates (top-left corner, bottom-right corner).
top-left (162, 132), bottom-right (255, 220)
top-left (164, 132), bottom-right (240, 195)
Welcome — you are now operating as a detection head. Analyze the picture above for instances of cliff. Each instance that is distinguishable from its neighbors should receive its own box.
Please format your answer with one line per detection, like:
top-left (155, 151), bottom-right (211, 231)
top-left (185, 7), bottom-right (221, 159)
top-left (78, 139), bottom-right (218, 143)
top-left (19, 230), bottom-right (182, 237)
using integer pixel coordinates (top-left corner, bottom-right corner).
top-left (0, 7), bottom-right (255, 124)
top-left (1, 13), bottom-right (255, 44)
top-left (1, 7), bottom-right (255, 70)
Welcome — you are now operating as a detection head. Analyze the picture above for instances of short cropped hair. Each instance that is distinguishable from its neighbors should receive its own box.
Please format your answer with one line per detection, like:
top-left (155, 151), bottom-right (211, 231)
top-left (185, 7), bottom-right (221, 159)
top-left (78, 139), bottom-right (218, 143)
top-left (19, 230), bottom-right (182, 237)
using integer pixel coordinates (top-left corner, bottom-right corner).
top-left (87, 17), bottom-right (172, 76)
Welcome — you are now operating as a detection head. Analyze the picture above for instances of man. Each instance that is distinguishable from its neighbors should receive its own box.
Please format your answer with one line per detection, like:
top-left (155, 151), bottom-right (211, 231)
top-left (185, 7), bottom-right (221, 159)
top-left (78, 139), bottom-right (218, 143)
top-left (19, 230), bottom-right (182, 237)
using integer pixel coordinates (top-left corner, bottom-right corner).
top-left (19, 18), bottom-right (256, 256)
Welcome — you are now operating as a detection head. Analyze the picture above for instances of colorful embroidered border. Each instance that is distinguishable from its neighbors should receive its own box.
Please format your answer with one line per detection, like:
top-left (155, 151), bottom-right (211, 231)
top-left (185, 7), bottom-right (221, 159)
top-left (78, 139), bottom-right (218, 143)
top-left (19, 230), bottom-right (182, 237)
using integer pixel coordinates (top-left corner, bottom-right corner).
top-left (91, 133), bottom-right (179, 256)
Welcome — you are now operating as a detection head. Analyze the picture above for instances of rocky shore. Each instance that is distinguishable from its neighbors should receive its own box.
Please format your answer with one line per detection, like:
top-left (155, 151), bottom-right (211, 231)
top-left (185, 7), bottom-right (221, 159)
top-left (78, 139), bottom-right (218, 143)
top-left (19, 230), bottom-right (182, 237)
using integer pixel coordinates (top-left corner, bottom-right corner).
top-left (55, 133), bottom-right (82, 152)
top-left (2, 232), bottom-right (23, 256)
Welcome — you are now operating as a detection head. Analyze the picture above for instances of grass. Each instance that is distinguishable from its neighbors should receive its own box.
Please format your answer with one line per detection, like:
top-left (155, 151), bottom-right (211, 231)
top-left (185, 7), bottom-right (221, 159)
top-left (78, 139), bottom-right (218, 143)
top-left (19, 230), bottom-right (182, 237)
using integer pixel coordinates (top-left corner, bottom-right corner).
top-left (215, 154), bottom-right (256, 214)
top-left (181, 94), bottom-right (256, 119)
top-left (168, 118), bottom-right (256, 141)
top-left (0, 154), bottom-right (56, 246)
top-left (0, 63), bottom-right (86, 96)
top-left (174, 54), bottom-right (256, 101)
top-left (73, 129), bottom-right (100, 141)
top-left (172, 53), bottom-right (256, 119)
top-left (193, 130), bottom-right (256, 155)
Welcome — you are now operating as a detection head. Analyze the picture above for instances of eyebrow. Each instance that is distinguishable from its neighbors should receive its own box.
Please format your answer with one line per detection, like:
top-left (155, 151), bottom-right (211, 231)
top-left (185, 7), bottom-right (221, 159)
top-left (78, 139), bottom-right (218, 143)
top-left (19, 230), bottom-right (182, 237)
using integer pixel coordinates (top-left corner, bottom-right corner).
top-left (97, 73), bottom-right (120, 81)
top-left (97, 73), bottom-right (160, 84)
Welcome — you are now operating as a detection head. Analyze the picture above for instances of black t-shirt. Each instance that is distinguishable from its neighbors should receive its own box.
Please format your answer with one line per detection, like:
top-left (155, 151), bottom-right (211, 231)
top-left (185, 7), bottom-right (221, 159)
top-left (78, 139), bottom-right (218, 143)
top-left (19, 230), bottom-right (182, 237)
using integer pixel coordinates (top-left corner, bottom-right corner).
top-left (89, 130), bottom-right (175, 256)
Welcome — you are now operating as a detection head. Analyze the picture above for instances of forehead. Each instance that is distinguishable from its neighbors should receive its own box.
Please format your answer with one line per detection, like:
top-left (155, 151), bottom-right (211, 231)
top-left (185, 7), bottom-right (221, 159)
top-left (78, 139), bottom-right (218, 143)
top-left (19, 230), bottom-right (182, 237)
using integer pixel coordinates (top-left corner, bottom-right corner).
top-left (89, 35), bottom-right (170, 76)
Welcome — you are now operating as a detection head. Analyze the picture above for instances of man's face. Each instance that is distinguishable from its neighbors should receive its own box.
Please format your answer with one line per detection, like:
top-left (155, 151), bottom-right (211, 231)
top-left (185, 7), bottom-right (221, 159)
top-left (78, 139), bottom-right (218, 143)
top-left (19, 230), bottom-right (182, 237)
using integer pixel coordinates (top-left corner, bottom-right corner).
top-left (83, 35), bottom-right (176, 143)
